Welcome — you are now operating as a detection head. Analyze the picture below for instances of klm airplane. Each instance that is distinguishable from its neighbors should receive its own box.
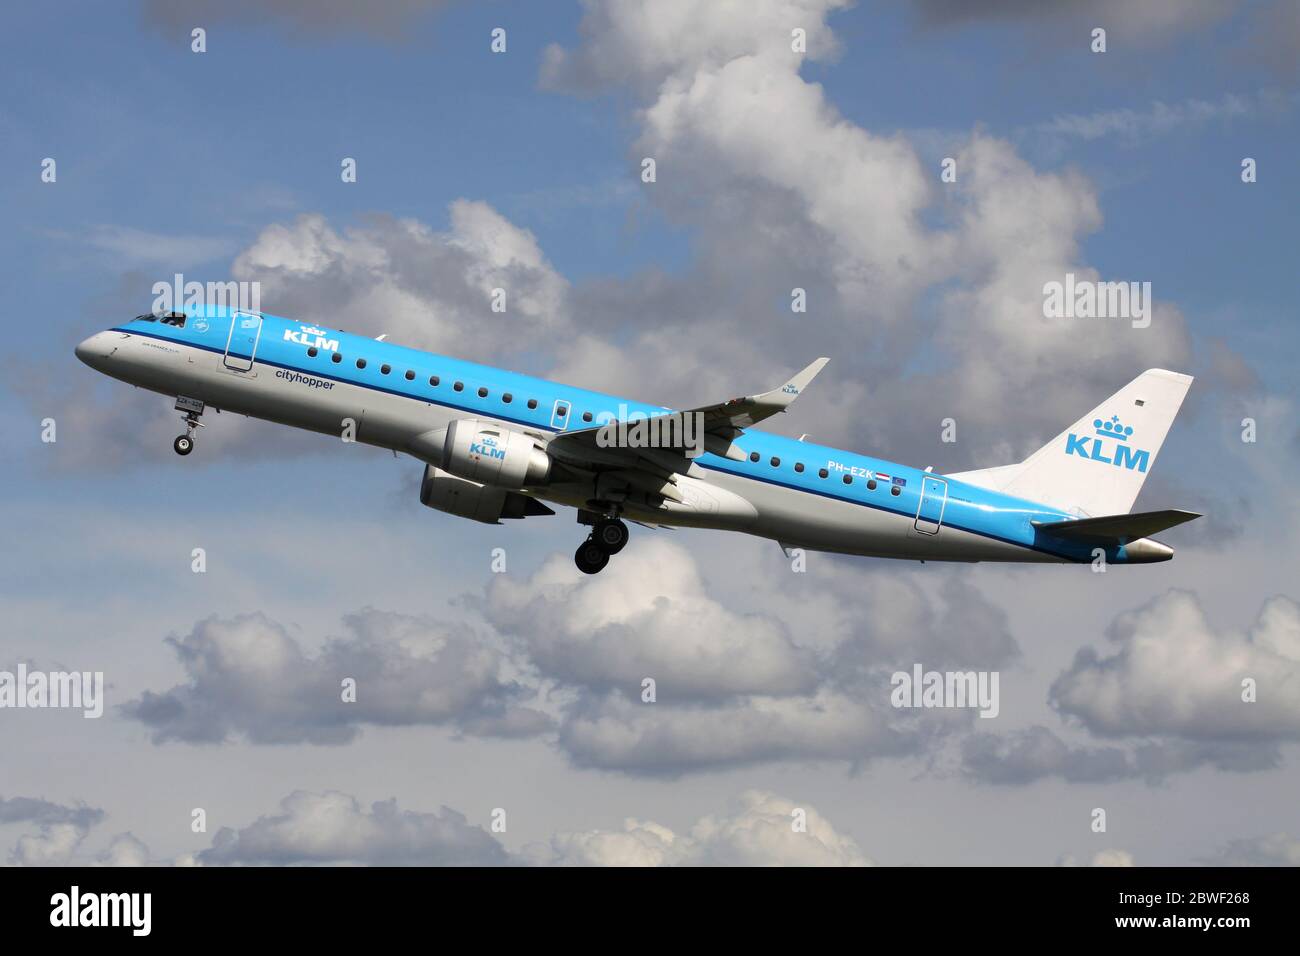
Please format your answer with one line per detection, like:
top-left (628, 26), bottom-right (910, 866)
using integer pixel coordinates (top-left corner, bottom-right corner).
top-left (75, 307), bottom-right (1199, 574)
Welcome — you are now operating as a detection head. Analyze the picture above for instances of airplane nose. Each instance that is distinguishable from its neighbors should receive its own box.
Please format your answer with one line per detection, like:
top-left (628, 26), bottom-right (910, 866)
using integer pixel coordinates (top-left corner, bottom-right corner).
top-left (75, 332), bottom-right (112, 369)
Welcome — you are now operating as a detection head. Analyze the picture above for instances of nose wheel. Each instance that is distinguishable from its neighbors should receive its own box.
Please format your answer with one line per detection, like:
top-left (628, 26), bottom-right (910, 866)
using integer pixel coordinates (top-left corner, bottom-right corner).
top-left (574, 518), bottom-right (629, 574)
top-left (172, 396), bottom-right (205, 456)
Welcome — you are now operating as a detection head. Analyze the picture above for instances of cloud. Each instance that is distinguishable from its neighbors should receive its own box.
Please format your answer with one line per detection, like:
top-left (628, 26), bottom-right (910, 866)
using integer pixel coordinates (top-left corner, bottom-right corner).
top-left (1203, 832), bottom-right (1300, 866)
top-left (94, 833), bottom-right (152, 867)
top-left (0, 795), bottom-right (104, 829)
top-left (9, 824), bottom-right (89, 867)
top-left (1, 795), bottom-right (106, 867)
top-left (232, 205), bottom-right (571, 366)
top-left (910, 0), bottom-right (1234, 43)
top-left (482, 538), bottom-right (822, 699)
top-left (141, 0), bottom-right (455, 41)
top-left (1027, 91), bottom-right (1294, 148)
top-left (537, 0), bottom-right (1197, 467)
top-left (477, 540), bottom-right (990, 776)
top-left (961, 725), bottom-right (1279, 785)
top-left (532, 790), bottom-right (871, 866)
top-left (1051, 590), bottom-right (1300, 741)
top-left (558, 688), bottom-right (920, 777)
top-left (1057, 848), bottom-right (1136, 867)
top-left (124, 609), bottom-right (552, 745)
top-left (197, 790), bottom-right (508, 866)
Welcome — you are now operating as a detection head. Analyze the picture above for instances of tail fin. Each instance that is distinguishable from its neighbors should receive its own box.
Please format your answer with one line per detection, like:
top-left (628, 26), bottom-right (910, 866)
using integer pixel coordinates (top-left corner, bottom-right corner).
top-left (948, 369), bottom-right (1193, 517)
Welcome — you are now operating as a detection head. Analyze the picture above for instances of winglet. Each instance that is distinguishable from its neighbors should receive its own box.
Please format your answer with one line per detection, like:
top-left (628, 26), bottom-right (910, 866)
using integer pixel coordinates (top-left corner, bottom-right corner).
top-left (753, 357), bottom-right (829, 412)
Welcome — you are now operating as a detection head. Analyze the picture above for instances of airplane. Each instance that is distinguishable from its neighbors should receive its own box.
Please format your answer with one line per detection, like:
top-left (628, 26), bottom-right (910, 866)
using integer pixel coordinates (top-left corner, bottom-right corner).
top-left (75, 306), bottom-right (1200, 574)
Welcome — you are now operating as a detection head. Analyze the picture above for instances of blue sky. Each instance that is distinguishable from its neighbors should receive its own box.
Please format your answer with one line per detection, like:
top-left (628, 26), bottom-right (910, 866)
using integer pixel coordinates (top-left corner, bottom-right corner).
top-left (1, 0), bottom-right (1298, 867)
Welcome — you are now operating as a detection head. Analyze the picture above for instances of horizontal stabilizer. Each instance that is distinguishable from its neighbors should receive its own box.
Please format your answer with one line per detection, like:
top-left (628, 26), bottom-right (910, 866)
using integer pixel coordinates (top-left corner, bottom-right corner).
top-left (1032, 509), bottom-right (1201, 543)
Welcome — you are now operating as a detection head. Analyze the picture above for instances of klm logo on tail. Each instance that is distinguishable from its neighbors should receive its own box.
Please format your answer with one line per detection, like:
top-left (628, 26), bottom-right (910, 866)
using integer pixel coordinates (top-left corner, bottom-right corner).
top-left (1065, 415), bottom-right (1150, 472)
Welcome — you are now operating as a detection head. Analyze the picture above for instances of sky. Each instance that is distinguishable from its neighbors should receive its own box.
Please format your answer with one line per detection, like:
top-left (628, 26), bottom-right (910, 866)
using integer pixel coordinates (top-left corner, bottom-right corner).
top-left (0, 0), bottom-right (1297, 866)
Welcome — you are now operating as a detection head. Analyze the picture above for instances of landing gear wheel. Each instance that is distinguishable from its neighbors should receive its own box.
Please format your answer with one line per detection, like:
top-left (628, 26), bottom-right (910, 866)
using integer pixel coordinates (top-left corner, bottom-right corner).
top-left (575, 538), bottom-right (610, 575)
top-left (173, 435), bottom-right (194, 456)
top-left (593, 518), bottom-right (629, 555)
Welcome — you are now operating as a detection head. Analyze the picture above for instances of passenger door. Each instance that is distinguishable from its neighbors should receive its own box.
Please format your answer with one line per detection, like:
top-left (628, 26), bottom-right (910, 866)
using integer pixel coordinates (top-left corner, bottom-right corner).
top-left (914, 475), bottom-right (948, 535)
top-left (223, 311), bottom-right (263, 371)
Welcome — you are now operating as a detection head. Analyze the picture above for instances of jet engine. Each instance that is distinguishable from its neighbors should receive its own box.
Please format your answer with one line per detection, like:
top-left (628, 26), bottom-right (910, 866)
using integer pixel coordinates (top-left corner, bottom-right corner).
top-left (422, 419), bottom-right (551, 489)
top-left (419, 465), bottom-right (554, 524)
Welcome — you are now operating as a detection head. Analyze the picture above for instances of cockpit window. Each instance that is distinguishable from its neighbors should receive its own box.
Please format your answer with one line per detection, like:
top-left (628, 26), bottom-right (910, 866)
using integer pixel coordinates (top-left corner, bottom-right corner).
top-left (135, 312), bottom-right (187, 327)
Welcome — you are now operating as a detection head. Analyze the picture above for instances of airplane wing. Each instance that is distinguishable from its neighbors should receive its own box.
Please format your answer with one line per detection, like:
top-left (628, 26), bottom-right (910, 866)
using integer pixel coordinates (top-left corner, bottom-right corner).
top-left (1031, 509), bottom-right (1201, 543)
top-left (546, 358), bottom-right (829, 471)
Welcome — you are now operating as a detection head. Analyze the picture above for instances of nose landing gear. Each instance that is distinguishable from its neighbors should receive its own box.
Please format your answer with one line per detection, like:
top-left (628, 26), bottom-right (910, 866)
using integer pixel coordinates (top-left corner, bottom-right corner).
top-left (173, 396), bottom-right (205, 456)
top-left (574, 516), bottom-right (630, 574)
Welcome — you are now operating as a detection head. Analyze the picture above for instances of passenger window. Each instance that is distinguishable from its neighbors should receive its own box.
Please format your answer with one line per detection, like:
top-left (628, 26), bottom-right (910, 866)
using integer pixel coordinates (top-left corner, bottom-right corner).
top-left (750, 452), bottom-right (760, 463)
top-left (556, 406), bottom-right (567, 417)
top-left (794, 462), bottom-right (804, 473)
top-left (770, 457), bottom-right (780, 467)
top-left (867, 479), bottom-right (877, 491)
top-left (818, 468), bottom-right (828, 478)
top-left (478, 387), bottom-right (488, 398)
top-left (429, 375), bottom-right (440, 386)
top-left (307, 347), bottom-right (318, 358)
top-left (503, 393), bottom-right (513, 403)
top-left (332, 353), bottom-right (343, 363)
top-left (380, 364), bottom-right (391, 375)
top-left (582, 411), bottom-right (593, 423)
top-left (404, 370), bottom-right (415, 381)
top-left (843, 474), bottom-right (853, 485)
top-left (454, 382), bottom-right (464, 392)
top-left (356, 358), bottom-right (366, 369)
top-left (891, 485), bottom-right (901, 496)
top-left (527, 399), bottom-right (537, 409)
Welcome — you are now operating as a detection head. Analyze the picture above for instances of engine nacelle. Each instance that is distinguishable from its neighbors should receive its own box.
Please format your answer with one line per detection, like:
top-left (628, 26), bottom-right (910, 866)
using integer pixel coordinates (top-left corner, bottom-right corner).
top-left (419, 465), bottom-right (553, 524)
top-left (441, 419), bottom-right (551, 489)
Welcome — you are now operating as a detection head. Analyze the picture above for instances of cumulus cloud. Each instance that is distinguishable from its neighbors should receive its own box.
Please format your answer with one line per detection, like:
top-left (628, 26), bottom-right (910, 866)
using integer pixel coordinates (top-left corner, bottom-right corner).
top-left (533, 790), bottom-right (871, 866)
top-left (1051, 591), bottom-right (1300, 741)
top-left (9, 824), bottom-right (89, 867)
top-left (94, 833), bottom-right (152, 867)
top-left (476, 540), bottom-right (983, 776)
top-left (194, 788), bottom-right (868, 867)
top-left (198, 790), bottom-right (508, 866)
top-left (232, 204), bottom-right (570, 366)
top-left (482, 538), bottom-right (821, 699)
top-left (559, 687), bottom-right (925, 776)
top-left (124, 609), bottom-right (552, 745)
top-left (535, 0), bottom-right (1198, 467)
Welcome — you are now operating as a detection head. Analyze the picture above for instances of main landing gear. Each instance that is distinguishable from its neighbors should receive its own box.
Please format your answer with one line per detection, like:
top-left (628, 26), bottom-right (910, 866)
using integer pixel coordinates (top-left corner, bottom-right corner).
top-left (173, 396), bottom-right (205, 456)
top-left (574, 516), bottom-right (630, 575)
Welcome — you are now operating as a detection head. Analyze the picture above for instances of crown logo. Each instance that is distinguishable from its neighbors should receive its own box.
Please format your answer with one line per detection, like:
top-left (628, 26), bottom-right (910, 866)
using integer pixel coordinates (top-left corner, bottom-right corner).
top-left (1093, 414), bottom-right (1133, 442)
top-left (302, 325), bottom-right (327, 336)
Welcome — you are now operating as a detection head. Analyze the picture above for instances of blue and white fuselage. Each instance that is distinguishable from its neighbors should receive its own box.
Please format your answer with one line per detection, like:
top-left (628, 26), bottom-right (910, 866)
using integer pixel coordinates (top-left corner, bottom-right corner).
top-left (75, 307), bottom-right (1198, 572)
